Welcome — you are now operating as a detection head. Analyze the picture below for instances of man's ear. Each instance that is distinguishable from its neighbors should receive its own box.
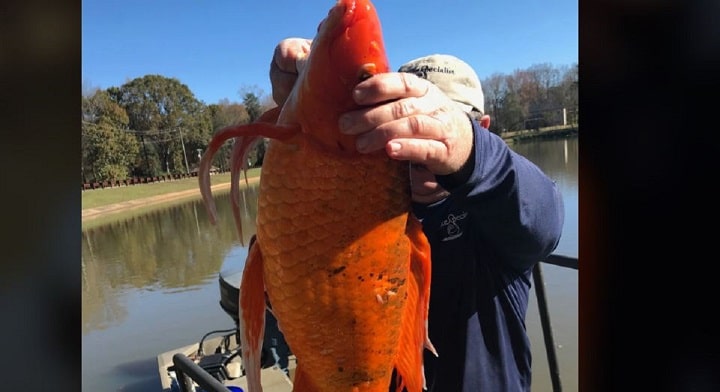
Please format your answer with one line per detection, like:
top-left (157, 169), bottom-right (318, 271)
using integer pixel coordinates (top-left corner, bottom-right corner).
top-left (479, 115), bottom-right (491, 129)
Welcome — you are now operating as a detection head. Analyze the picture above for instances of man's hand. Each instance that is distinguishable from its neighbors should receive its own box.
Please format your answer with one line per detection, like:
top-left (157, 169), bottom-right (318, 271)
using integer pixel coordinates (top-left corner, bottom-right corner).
top-left (269, 39), bottom-right (477, 177)
top-left (338, 72), bottom-right (475, 176)
top-left (269, 38), bottom-right (312, 106)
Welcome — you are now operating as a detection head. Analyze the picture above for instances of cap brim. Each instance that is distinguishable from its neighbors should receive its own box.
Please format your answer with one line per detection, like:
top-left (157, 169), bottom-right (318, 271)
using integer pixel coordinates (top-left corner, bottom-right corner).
top-left (453, 102), bottom-right (474, 114)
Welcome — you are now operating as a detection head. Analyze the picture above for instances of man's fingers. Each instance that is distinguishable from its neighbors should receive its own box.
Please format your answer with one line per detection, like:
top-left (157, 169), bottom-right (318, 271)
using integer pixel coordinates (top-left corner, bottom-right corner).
top-left (334, 71), bottom-right (475, 175)
top-left (385, 138), bottom-right (448, 170)
top-left (369, 109), bottom-right (473, 175)
top-left (270, 67), bottom-right (298, 106)
top-left (340, 80), bottom-right (448, 137)
top-left (353, 114), bottom-right (448, 152)
top-left (273, 38), bottom-right (311, 74)
top-left (340, 95), bottom-right (438, 135)
top-left (270, 38), bottom-right (312, 106)
top-left (352, 72), bottom-right (429, 105)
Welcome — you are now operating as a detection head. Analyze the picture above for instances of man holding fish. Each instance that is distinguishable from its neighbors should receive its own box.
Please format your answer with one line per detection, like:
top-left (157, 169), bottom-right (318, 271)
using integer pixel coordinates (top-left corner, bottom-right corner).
top-left (269, 38), bottom-right (564, 391)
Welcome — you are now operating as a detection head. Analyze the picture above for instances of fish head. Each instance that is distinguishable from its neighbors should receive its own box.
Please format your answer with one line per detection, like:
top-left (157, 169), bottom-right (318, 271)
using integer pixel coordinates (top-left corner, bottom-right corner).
top-left (294, 0), bottom-right (390, 153)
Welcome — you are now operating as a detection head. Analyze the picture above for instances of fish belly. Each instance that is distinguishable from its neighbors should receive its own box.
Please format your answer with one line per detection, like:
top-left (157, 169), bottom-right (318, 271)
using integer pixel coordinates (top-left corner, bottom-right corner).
top-left (257, 140), bottom-right (413, 391)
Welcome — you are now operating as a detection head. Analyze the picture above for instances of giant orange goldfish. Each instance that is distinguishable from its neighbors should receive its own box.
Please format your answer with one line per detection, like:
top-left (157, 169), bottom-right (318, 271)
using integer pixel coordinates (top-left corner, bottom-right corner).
top-left (198, 1), bottom-right (434, 391)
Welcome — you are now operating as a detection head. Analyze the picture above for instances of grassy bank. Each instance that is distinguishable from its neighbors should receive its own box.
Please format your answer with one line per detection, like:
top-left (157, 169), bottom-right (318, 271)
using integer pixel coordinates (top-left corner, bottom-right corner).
top-left (81, 169), bottom-right (261, 210)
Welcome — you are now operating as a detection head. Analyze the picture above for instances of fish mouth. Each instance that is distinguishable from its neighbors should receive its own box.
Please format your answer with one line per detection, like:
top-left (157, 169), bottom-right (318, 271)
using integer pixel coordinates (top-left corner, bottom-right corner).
top-left (313, 0), bottom-right (388, 80)
top-left (299, 0), bottom-right (389, 153)
top-left (318, 0), bottom-right (372, 39)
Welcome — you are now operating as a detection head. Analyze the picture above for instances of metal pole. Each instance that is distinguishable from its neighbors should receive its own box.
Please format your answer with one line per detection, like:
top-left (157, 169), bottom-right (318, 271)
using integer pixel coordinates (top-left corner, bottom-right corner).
top-left (178, 128), bottom-right (190, 174)
top-left (532, 262), bottom-right (563, 392)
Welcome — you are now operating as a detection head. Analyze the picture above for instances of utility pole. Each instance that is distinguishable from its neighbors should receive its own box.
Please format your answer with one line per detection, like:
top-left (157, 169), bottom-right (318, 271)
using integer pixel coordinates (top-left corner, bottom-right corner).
top-left (140, 133), bottom-right (150, 175)
top-left (178, 128), bottom-right (190, 174)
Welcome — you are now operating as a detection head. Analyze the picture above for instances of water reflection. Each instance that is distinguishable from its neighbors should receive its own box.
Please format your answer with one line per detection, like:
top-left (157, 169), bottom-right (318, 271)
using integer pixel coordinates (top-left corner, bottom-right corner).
top-left (81, 187), bottom-right (259, 335)
top-left (511, 137), bottom-right (578, 192)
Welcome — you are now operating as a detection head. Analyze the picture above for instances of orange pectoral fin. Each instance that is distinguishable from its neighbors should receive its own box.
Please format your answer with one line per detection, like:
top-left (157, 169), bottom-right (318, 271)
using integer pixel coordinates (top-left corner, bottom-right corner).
top-left (407, 215), bottom-right (436, 358)
top-left (239, 235), bottom-right (267, 392)
top-left (394, 215), bottom-right (434, 392)
top-left (290, 363), bottom-right (319, 392)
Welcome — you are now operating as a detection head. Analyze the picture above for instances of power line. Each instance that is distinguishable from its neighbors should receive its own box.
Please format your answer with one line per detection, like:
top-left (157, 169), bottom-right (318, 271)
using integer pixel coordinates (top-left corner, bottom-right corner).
top-left (82, 120), bottom-right (190, 143)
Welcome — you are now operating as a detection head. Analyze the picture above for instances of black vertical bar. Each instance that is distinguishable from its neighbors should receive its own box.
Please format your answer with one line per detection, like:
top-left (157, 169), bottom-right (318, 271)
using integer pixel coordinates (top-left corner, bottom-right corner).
top-left (533, 262), bottom-right (563, 392)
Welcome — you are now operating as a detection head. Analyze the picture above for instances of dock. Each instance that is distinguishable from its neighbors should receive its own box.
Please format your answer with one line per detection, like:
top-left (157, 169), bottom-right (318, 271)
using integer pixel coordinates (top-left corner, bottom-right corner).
top-left (501, 124), bottom-right (578, 144)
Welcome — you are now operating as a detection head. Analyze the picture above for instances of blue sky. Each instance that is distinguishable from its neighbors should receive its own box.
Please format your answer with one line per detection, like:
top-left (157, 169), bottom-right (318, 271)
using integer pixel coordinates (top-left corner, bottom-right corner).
top-left (82, 0), bottom-right (578, 105)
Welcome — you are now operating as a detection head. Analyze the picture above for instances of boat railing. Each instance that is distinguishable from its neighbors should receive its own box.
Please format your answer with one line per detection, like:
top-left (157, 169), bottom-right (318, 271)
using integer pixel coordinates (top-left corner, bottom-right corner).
top-left (170, 353), bottom-right (233, 392)
top-left (535, 253), bottom-right (578, 392)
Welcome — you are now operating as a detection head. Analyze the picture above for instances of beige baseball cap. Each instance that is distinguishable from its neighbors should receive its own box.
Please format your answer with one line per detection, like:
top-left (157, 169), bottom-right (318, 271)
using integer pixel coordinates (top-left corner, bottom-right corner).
top-left (398, 54), bottom-right (485, 115)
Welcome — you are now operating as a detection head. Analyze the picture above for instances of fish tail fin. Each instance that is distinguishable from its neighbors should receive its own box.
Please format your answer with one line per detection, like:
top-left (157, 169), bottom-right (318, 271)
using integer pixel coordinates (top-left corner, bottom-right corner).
top-left (239, 236), bottom-right (267, 392)
top-left (394, 215), bottom-right (434, 392)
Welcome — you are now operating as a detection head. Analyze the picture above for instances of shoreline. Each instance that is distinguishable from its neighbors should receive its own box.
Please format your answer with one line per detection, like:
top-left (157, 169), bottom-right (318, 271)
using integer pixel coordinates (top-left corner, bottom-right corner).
top-left (81, 177), bottom-right (260, 222)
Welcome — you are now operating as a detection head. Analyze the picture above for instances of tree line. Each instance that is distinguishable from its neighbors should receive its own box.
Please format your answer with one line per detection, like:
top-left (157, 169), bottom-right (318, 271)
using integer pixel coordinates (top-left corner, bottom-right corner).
top-left (81, 62), bottom-right (577, 183)
top-left (484, 62), bottom-right (578, 133)
top-left (81, 75), bottom-right (267, 183)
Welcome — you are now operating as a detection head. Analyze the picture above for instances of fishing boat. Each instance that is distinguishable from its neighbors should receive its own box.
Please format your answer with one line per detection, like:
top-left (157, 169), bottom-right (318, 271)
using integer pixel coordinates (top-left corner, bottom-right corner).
top-left (156, 257), bottom-right (296, 392)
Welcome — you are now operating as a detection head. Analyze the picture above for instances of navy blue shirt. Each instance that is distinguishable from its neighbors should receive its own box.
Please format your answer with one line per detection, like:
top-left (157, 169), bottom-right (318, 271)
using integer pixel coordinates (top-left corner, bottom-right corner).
top-left (411, 119), bottom-right (564, 391)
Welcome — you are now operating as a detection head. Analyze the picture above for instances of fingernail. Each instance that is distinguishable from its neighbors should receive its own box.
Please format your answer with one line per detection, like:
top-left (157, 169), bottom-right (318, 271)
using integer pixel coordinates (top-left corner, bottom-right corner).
top-left (388, 142), bottom-right (401, 153)
top-left (353, 87), bottom-right (366, 103)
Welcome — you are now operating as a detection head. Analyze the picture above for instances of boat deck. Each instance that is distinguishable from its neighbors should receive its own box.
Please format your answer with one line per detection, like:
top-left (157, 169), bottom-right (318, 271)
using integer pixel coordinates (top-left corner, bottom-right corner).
top-left (157, 335), bottom-right (297, 392)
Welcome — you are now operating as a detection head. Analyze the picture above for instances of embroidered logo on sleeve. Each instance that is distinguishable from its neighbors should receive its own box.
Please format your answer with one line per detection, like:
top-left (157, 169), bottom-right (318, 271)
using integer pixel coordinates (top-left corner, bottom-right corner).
top-left (440, 211), bottom-right (468, 241)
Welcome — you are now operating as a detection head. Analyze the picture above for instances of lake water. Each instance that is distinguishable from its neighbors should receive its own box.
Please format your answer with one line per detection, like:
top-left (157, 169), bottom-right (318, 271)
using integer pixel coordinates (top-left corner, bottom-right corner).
top-left (81, 135), bottom-right (578, 392)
